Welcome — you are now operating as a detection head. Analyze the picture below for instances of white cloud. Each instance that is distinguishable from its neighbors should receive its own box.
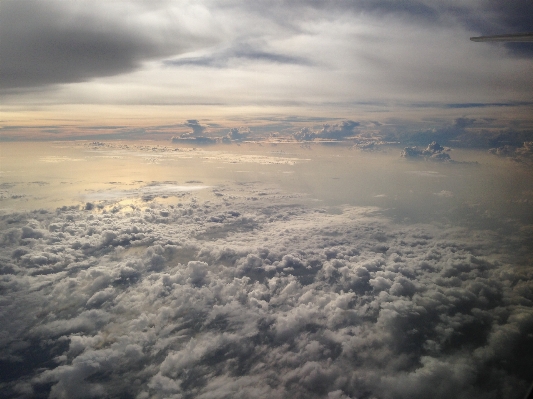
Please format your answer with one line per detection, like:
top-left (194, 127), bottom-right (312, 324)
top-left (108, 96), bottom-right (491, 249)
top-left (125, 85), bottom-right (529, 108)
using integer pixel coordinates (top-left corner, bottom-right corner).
top-left (0, 188), bottom-right (532, 398)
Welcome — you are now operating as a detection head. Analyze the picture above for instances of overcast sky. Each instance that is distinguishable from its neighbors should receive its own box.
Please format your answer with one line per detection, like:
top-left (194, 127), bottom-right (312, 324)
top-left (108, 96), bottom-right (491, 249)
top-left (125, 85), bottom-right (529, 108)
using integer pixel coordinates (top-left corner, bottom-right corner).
top-left (1, 0), bottom-right (533, 139)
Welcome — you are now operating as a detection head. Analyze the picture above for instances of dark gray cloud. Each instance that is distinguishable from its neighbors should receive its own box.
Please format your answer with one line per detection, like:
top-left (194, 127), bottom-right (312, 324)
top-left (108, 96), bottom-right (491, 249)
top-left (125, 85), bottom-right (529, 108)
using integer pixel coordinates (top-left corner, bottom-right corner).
top-left (238, 0), bottom-right (533, 57)
top-left (443, 101), bottom-right (533, 109)
top-left (236, 0), bottom-right (532, 31)
top-left (171, 120), bottom-right (217, 144)
top-left (164, 42), bottom-right (313, 68)
top-left (0, 1), bottom-right (214, 90)
top-left (235, 0), bottom-right (439, 24)
top-left (457, 0), bottom-right (533, 50)
top-left (489, 0), bottom-right (533, 32)
top-left (185, 119), bottom-right (207, 136)
top-left (343, 0), bottom-right (440, 22)
top-left (363, 0), bottom-right (533, 56)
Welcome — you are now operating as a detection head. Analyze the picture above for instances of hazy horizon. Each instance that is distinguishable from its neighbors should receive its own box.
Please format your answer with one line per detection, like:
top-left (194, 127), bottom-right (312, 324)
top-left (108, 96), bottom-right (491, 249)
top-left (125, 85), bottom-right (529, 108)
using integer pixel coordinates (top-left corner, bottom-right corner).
top-left (1, 1), bottom-right (533, 143)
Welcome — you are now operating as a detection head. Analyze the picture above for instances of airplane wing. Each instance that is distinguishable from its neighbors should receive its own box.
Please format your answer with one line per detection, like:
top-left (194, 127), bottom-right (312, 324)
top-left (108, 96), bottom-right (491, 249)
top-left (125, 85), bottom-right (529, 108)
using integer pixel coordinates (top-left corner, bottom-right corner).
top-left (470, 32), bottom-right (533, 42)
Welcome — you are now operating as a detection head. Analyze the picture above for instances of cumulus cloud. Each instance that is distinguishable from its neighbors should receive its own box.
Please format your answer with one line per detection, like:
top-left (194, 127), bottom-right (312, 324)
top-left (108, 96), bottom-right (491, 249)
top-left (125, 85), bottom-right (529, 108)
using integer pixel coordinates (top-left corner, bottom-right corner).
top-left (294, 127), bottom-right (317, 142)
top-left (294, 121), bottom-right (361, 142)
top-left (184, 120), bottom-right (207, 136)
top-left (318, 121), bottom-right (360, 140)
top-left (170, 120), bottom-right (217, 144)
top-left (223, 127), bottom-right (251, 143)
top-left (489, 141), bottom-right (533, 167)
top-left (398, 118), bottom-right (476, 147)
top-left (386, 117), bottom-right (533, 149)
top-left (401, 141), bottom-right (452, 161)
top-left (0, 186), bottom-right (532, 398)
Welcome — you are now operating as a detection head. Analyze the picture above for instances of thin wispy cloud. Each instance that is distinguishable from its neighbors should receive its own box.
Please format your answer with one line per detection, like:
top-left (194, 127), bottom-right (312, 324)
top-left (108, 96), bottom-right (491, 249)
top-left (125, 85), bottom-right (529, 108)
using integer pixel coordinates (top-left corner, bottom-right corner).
top-left (164, 43), bottom-right (314, 68)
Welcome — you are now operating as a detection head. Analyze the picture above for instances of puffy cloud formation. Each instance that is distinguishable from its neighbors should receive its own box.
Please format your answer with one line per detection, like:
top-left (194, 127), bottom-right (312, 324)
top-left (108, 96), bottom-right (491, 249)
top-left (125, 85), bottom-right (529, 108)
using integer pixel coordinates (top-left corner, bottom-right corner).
top-left (383, 117), bottom-right (533, 150)
top-left (392, 119), bottom-right (476, 148)
top-left (223, 127), bottom-right (251, 143)
top-left (489, 141), bottom-right (533, 167)
top-left (317, 121), bottom-right (361, 140)
top-left (184, 120), bottom-right (207, 136)
top-left (401, 141), bottom-right (452, 161)
top-left (294, 121), bottom-right (361, 142)
top-left (1, 188), bottom-right (532, 398)
top-left (171, 120), bottom-right (217, 144)
top-left (294, 127), bottom-right (317, 142)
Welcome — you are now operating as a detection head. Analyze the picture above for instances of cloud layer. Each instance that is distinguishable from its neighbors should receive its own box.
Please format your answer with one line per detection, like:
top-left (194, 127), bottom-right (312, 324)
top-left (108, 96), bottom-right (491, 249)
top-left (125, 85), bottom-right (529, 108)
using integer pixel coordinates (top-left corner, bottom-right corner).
top-left (1, 184), bottom-right (532, 398)
top-left (2, 0), bottom-right (532, 109)
top-left (0, 1), bottom-right (217, 90)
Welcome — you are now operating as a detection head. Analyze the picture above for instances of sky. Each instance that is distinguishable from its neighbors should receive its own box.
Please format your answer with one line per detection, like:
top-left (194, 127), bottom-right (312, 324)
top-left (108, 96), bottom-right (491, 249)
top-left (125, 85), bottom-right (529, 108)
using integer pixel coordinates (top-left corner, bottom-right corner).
top-left (1, 0), bottom-right (533, 142)
top-left (1, 2), bottom-right (533, 398)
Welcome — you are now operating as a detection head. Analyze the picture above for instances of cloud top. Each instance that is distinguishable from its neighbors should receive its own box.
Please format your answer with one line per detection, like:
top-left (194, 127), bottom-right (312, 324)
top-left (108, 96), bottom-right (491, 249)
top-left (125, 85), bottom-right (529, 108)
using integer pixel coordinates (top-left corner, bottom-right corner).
top-left (1, 187), bottom-right (531, 398)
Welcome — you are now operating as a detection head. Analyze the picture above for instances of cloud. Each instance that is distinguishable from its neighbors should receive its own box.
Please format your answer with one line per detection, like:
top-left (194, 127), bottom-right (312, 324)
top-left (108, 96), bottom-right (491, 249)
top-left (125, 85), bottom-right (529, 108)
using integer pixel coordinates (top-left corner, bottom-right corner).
top-left (2, 0), bottom-right (533, 131)
top-left (409, 117), bottom-right (533, 149)
top-left (84, 183), bottom-right (210, 202)
top-left (236, 0), bottom-right (533, 58)
top-left (185, 120), bottom-right (207, 136)
top-left (402, 118), bottom-right (476, 146)
top-left (294, 127), bottom-right (317, 142)
top-left (223, 127), bottom-right (250, 142)
top-left (294, 121), bottom-right (361, 141)
top-left (164, 42), bottom-right (313, 68)
top-left (317, 121), bottom-right (361, 140)
top-left (401, 141), bottom-right (452, 161)
top-left (265, 0), bottom-right (533, 42)
top-left (0, 185), bottom-right (532, 398)
top-left (489, 141), bottom-right (533, 167)
top-left (455, 0), bottom-right (533, 57)
top-left (170, 120), bottom-right (217, 144)
top-left (0, 0), bottom-right (217, 90)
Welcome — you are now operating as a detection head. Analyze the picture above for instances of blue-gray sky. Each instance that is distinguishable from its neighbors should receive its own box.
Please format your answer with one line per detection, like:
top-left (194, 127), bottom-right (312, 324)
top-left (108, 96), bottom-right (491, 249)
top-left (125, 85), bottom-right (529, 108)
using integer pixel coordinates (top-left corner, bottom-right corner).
top-left (1, 0), bottom-right (532, 140)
